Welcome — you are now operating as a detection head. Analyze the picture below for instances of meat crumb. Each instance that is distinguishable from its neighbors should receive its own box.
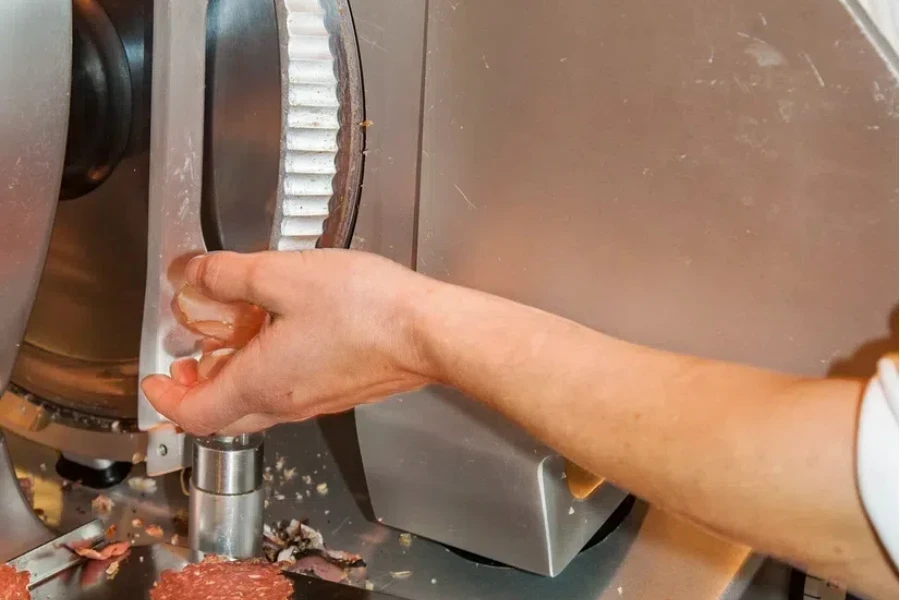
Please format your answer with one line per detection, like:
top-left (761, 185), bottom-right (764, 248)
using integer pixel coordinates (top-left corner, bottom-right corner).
top-left (106, 560), bottom-right (121, 578)
top-left (131, 518), bottom-right (144, 528)
top-left (399, 533), bottom-right (412, 548)
top-left (105, 524), bottom-right (117, 539)
top-left (316, 483), bottom-right (329, 496)
top-left (282, 467), bottom-right (297, 481)
top-left (73, 541), bottom-right (130, 561)
top-left (127, 477), bottom-right (158, 494)
top-left (301, 475), bottom-right (313, 485)
top-left (91, 495), bottom-right (114, 516)
top-left (170, 534), bottom-right (180, 545)
top-left (275, 456), bottom-right (286, 471)
top-left (390, 571), bottom-right (412, 579)
top-left (568, 506), bottom-right (575, 515)
top-left (365, 581), bottom-right (375, 590)
top-left (145, 525), bottom-right (164, 539)
top-left (431, 578), bottom-right (437, 584)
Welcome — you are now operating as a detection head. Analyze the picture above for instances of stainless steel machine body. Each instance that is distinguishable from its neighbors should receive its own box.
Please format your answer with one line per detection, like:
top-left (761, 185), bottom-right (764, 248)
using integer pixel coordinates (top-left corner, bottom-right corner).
top-left (0, 0), bottom-right (366, 585)
top-left (353, 0), bottom-right (899, 578)
top-left (0, 0), bottom-right (896, 597)
top-left (0, 0), bottom-right (71, 400)
top-left (0, 0), bottom-right (72, 565)
top-left (138, 0), bottom-right (364, 475)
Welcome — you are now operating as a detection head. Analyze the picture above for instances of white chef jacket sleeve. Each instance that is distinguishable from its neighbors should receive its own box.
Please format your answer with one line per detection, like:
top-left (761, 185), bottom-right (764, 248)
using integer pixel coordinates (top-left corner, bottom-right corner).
top-left (856, 355), bottom-right (899, 566)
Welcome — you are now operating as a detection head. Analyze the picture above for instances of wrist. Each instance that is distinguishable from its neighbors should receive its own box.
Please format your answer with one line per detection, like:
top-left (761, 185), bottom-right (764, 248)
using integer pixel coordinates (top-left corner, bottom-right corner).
top-left (395, 273), bottom-right (454, 387)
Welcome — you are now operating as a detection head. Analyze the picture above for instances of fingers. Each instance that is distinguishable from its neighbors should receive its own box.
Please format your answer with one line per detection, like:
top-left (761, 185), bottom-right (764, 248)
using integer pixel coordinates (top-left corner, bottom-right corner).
top-left (170, 358), bottom-right (199, 386)
top-left (185, 251), bottom-right (291, 312)
top-left (144, 371), bottom-right (278, 437)
top-left (141, 373), bottom-right (248, 437)
top-left (140, 375), bottom-right (207, 432)
top-left (197, 348), bottom-right (236, 381)
top-left (141, 339), bottom-right (269, 436)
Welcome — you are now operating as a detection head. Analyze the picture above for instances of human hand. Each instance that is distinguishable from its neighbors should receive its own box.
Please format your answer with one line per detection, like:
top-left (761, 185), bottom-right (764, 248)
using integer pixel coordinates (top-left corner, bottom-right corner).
top-left (140, 249), bottom-right (436, 436)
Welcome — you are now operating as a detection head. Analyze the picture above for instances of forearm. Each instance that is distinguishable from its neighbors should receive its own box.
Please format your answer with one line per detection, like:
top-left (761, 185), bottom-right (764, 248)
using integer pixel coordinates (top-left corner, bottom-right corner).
top-left (411, 280), bottom-right (896, 599)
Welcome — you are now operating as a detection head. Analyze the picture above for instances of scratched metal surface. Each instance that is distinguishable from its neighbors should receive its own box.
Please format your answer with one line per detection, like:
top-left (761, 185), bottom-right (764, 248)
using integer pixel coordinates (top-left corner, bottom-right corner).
top-left (6, 419), bottom-right (790, 600)
top-left (347, 0), bottom-right (426, 269)
top-left (416, 0), bottom-right (898, 379)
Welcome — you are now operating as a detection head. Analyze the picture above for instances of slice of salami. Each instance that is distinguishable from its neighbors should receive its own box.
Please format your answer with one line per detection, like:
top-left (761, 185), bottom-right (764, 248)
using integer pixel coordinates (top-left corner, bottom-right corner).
top-left (0, 564), bottom-right (30, 600)
top-left (151, 557), bottom-right (292, 600)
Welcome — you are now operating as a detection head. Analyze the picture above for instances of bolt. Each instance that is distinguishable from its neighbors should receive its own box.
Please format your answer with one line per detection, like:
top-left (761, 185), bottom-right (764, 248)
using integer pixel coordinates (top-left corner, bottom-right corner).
top-left (157, 444), bottom-right (168, 457)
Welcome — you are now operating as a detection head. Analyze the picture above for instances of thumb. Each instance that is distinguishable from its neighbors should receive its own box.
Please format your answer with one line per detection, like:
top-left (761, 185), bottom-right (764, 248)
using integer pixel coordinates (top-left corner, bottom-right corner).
top-left (185, 251), bottom-right (289, 313)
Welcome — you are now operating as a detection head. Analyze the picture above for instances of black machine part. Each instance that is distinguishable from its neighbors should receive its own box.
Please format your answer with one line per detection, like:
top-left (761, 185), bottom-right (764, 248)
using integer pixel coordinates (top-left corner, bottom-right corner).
top-left (61, 0), bottom-right (134, 200)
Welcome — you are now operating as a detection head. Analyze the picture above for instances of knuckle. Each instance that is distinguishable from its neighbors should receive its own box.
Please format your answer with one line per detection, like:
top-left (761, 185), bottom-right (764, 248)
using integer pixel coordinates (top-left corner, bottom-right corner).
top-left (245, 256), bottom-right (282, 304)
top-left (154, 384), bottom-right (184, 416)
top-left (165, 389), bottom-right (216, 436)
top-left (196, 254), bottom-right (224, 292)
top-left (244, 260), bottom-right (267, 297)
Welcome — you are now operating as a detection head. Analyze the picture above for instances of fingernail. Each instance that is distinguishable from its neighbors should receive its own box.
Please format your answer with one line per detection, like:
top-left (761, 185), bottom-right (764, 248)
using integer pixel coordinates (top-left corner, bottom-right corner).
top-left (140, 374), bottom-right (168, 397)
top-left (185, 255), bottom-right (205, 284)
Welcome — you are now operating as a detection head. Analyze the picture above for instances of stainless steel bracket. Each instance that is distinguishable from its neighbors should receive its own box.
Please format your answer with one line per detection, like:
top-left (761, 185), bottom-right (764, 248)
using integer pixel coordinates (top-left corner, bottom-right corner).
top-left (5, 520), bottom-right (106, 589)
top-left (138, 0), bottom-right (210, 475)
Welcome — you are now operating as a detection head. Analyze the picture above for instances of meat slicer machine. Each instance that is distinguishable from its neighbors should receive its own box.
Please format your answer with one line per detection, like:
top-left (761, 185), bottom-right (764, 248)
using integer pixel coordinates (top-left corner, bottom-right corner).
top-left (0, 0), bottom-right (897, 598)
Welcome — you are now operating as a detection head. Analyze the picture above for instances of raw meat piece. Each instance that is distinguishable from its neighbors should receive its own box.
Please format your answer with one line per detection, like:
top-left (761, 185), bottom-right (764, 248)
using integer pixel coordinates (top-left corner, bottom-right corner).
top-left (0, 564), bottom-right (29, 600)
top-left (264, 520), bottom-right (366, 586)
top-left (172, 285), bottom-right (266, 348)
top-left (151, 557), bottom-right (291, 600)
top-left (72, 541), bottom-right (131, 561)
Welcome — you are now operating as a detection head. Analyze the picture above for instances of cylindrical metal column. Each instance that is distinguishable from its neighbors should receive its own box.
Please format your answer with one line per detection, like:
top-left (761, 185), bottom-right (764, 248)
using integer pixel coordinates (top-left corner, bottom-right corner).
top-left (189, 433), bottom-right (264, 559)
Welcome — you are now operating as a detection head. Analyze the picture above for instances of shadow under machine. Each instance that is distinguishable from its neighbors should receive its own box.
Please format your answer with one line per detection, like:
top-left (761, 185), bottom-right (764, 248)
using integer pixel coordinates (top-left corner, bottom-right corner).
top-left (0, 0), bottom-right (897, 598)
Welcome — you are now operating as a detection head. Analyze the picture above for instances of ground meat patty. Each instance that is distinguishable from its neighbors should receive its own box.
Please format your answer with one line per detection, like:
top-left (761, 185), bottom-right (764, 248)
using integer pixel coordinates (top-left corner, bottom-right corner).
top-left (151, 558), bottom-right (292, 600)
top-left (0, 564), bottom-right (30, 600)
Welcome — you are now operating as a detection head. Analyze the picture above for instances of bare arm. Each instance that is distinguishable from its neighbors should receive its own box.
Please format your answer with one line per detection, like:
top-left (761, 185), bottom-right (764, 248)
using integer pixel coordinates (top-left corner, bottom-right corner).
top-left (141, 249), bottom-right (896, 598)
top-left (413, 279), bottom-right (896, 600)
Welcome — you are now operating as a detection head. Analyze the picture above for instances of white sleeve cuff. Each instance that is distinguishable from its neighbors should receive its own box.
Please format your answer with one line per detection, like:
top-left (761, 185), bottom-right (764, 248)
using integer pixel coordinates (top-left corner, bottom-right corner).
top-left (856, 356), bottom-right (899, 566)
